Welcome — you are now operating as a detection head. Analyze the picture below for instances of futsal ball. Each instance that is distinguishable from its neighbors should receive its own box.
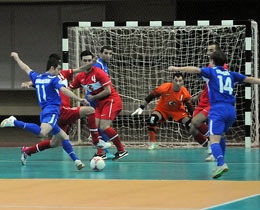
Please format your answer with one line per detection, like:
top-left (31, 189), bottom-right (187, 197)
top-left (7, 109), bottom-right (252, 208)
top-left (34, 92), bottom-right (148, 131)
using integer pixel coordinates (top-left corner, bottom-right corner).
top-left (90, 156), bottom-right (106, 171)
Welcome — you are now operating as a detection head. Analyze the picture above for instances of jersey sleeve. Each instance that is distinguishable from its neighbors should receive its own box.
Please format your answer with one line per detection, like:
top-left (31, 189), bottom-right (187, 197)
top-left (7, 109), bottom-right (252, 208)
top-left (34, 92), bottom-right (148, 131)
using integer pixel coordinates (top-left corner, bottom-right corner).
top-left (93, 62), bottom-right (103, 69)
top-left (69, 73), bottom-right (82, 89)
top-left (94, 67), bottom-right (111, 87)
top-left (29, 70), bottom-right (39, 84)
top-left (60, 69), bottom-right (74, 81)
top-left (53, 77), bottom-right (66, 90)
top-left (200, 67), bottom-right (212, 79)
top-left (232, 72), bottom-right (246, 84)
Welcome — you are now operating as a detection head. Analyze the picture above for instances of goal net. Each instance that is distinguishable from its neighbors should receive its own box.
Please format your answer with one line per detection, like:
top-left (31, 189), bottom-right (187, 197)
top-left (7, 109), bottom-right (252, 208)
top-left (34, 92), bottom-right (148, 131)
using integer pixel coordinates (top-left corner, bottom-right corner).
top-left (65, 20), bottom-right (259, 148)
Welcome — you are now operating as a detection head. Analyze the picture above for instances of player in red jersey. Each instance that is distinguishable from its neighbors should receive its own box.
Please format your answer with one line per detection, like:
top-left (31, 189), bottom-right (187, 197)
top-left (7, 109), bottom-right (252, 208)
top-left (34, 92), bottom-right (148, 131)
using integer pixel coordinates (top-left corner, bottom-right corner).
top-left (131, 73), bottom-right (195, 149)
top-left (189, 43), bottom-right (228, 161)
top-left (21, 53), bottom-right (111, 169)
top-left (69, 50), bottom-right (128, 161)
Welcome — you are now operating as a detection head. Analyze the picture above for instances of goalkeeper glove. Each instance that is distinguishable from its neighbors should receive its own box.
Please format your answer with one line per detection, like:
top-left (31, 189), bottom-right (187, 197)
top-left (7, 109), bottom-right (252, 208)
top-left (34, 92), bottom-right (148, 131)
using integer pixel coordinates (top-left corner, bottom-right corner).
top-left (131, 105), bottom-right (145, 117)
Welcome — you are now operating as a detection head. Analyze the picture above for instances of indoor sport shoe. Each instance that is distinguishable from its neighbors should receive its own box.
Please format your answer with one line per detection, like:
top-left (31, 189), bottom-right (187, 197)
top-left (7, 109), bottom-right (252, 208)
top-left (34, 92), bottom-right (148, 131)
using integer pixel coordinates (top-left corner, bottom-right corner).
top-left (205, 153), bottom-right (215, 162)
top-left (90, 152), bottom-right (107, 160)
top-left (74, 159), bottom-right (85, 170)
top-left (147, 142), bottom-right (157, 150)
top-left (0, 116), bottom-right (17, 128)
top-left (93, 140), bottom-right (111, 150)
top-left (21, 146), bottom-right (29, 166)
top-left (106, 152), bottom-right (115, 159)
top-left (112, 151), bottom-right (128, 161)
top-left (212, 163), bottom-right (229, 179)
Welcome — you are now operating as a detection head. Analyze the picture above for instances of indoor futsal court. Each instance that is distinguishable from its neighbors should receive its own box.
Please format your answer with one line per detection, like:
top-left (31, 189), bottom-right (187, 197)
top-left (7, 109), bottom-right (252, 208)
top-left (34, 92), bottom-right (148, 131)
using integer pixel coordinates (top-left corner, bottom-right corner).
top-left (0, 144), bottom-right (259, 210)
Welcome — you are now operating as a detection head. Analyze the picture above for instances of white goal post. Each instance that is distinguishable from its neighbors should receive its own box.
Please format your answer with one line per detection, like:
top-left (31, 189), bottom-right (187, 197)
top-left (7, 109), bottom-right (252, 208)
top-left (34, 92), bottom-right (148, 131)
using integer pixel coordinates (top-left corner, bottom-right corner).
top-left (62, 20), bottom-right (259, 148)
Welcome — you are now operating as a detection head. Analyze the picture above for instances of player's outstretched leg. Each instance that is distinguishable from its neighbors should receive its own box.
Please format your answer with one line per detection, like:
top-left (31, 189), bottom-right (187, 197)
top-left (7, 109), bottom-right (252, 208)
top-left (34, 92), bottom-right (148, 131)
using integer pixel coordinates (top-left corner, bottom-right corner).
top-left (211, 142), bottom-right (228, 178)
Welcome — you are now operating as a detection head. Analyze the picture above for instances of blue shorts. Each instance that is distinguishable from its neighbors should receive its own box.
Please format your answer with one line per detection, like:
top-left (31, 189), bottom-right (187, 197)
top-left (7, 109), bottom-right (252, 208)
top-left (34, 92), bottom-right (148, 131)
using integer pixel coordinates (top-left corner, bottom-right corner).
top-left (40, 105), bottom-right (61, 135)
top-left (208, 103), bottom-right (236, 135)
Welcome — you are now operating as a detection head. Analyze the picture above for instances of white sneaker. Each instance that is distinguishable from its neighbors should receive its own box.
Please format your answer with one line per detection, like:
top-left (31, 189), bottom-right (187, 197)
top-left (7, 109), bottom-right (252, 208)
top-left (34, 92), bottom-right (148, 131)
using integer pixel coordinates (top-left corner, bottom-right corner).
top-left (0, 116), bottom-right (17, 128)
top-left (21, 146), bottom-right (29, 166)
top-left (212, 163), bottom-right (229, 179)
top-left (148, 142), bottom-right (157, 150)
top-left (94, 140), bottom-right (111, 150)
top-left (74, 160), bottom-right (85, 170)
top-left (205, 153), bottom-right (215, 162)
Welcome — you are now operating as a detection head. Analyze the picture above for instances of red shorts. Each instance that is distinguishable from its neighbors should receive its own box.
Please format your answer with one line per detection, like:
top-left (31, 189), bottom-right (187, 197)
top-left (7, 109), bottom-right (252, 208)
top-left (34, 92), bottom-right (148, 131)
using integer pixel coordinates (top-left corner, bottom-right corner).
top-left (95, 97), bottom-right (122, 120)
top-left (58, 106), bottom-right (80, 132)
top-left (154, 107), bottom-right (189, 122)
top-left (193, 106), bottom-right (210, 118)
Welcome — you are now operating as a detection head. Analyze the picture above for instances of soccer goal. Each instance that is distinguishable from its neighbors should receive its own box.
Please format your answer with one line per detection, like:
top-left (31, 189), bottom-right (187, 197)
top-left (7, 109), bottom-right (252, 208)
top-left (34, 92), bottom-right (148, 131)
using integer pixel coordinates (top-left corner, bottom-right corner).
top-left (62, 20), bottom-right (259, 148)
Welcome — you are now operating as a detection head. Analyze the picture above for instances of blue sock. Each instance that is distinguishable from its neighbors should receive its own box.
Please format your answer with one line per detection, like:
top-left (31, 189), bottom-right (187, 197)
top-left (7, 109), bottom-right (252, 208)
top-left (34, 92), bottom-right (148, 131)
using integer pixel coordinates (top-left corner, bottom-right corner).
top-left (220, 137), bottom-right (226, 156)
top-left (14, 120), bottom-right (41, 135)
top-left (62, 140), bottom-right (78, 161)
top-left (211, 143), bottom-right (225, 166)
top-left (99, 128), bottom-right (109, 153)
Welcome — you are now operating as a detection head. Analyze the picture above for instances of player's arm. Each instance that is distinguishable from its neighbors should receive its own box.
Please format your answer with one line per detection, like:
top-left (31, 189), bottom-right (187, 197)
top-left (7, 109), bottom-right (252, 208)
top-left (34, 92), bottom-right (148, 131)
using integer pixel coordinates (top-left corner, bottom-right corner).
top-left (60, 86), bottom-right (88, 104)
top-left (73, 56), bottom-right (98, 74)
top-left (244, 77), bottom-right (260, 84)
top-left (11, 52), bottom-right (32, 75)
top-left (87, 85), bottom-right (111, 101)
top-left (21, 80), bottom-right (33, 88)
top-left (168, 66), bottom-right (201, 74)
top-left (191, 90), bottom-right (203, 103)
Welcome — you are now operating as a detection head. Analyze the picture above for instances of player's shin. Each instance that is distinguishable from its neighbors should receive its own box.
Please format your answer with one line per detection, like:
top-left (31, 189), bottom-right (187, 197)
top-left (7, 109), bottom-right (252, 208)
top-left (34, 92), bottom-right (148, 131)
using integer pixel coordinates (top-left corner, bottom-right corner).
top-left (194, 133), bottom-right (208, 147)
top-left (62, 140), bottom-right (78, 161)
top-left (148, 126), bottom-right (157, 143)
top-left (14, 120), bottom-right (41, 135)
top-left (87, 113), bottom-right (100, 145)
top-left (104, 127), bottom-right (125, 151)
top-left (220, 137), bottom-right (226, 156)
top-left (26, 140), bottom-right (51, 155)
top-left (211, 143), bottom-right (225, 166)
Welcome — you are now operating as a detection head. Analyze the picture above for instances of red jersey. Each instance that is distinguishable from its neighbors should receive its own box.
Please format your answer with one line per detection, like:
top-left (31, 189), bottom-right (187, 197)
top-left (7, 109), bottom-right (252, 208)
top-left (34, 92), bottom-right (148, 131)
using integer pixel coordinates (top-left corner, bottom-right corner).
top-left (198, 63), bottom-right (228, 108)
top-left (58, 69), bottom-right (74, 108)
top-left (69, 66), bottom-right (120, 101)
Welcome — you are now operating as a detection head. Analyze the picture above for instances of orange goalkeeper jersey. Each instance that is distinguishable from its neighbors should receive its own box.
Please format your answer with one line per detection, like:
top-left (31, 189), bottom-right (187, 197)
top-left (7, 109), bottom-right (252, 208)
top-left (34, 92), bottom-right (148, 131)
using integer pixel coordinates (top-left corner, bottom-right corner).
top-left (152, 83), bottom-right (191, 113)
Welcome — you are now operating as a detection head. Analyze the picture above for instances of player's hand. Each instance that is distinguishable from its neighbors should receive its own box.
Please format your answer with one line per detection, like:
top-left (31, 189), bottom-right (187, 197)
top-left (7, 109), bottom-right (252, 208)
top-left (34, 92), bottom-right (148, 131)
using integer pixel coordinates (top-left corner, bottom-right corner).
top-left (11, 52), bottom-right (19, 60)
top-left (92, 56), bottom-right (98, 64)
top-left (87, 94), bottom-right (95, 102)
top-left (168, 66), bottom-right (178, 71)
top-left (21, 82), bottom-right (31, 88)
top-left (131, 108), bottom-right (143, 117)
top-left (79, 99), bottom-right (89, 106)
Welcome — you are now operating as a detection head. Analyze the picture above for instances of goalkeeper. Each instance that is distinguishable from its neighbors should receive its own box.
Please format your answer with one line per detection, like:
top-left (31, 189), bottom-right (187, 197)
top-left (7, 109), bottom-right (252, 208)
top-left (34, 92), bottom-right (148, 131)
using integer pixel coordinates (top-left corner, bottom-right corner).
top-left (131, 73), bottom-right (196, 149)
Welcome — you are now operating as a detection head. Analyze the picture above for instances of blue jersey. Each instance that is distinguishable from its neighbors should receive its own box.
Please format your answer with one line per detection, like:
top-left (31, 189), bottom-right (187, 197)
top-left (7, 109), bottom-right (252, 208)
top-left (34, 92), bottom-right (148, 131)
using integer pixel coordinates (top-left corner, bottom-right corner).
top-left (200, 66), bottom-right (246, 106)
top-left (29, 71), bottom-right (65, 109)
top-left (93, 58), bottom-right (109, 75)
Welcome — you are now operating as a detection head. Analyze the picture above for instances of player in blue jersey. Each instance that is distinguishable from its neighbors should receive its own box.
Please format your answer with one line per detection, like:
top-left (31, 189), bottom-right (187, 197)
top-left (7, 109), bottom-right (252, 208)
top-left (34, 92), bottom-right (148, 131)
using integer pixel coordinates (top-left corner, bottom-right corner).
top-left (168, 50), bottom-right (260, 178)
top-left (83, 46), bottom-right (115, 160)
top-left (1, 52), bottom-right (111, 167)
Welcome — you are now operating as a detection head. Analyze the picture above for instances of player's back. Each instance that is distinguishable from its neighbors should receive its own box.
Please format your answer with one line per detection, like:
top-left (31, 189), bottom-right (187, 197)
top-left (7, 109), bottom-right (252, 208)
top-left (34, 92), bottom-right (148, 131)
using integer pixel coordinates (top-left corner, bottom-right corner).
top-left (30, 71), bottom-right (63, 109)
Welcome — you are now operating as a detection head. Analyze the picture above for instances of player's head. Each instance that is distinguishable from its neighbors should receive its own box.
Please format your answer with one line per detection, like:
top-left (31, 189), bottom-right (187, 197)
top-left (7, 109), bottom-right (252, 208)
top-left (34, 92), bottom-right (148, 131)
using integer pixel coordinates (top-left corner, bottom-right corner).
top-left (209, 51), bottom-right (227, 67)
top-left (100, 46), bottom-right (113, 63)
top-left (172, 72), bottom-right (184, 92)
top-left (49, 53), bottom-right (61, 62)
top-left (46, 58), bottom-right (61, 76)
top-left (80, 50), bottom-right (94, 65)
top-left (207, 43), bottom-right (221, 59)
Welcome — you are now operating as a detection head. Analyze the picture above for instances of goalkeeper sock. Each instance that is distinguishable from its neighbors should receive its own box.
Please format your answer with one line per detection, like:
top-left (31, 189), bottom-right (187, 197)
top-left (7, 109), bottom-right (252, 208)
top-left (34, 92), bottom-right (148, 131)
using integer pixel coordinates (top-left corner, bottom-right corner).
top-left (26, 140), bottom-right (51, 155)
top-left (14, 120), bottom-right (41, 135)
top-left (62, 140), bottom-right (78, 161)
top-left (211, 143), bottom-right (224, 166)
top-left (148, 126), bottom-right (157, 143)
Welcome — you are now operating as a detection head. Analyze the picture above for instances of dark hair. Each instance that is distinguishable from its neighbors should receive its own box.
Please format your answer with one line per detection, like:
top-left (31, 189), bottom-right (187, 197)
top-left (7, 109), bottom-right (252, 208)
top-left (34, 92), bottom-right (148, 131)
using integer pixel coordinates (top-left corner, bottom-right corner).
top-left (46, 58), bottom-right (61, 71)
top-left (208, 42), bottom-right (221, 51)
top-left (210, 51), bottom-right (227, 66)
top-left (100, 46), bottom-right (112, 53)
top-left (49, 53), bottom-right (61, 61)
top-left (173, 72), bottom-right (183, 80)
top-left (80, 50), bottom-right (93, 60)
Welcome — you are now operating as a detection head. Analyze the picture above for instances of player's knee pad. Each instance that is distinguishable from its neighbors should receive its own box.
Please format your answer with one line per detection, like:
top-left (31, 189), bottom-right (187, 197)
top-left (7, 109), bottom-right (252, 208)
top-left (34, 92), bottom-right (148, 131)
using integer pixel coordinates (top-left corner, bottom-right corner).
top-left (185, 119), bottom-right (192, 130)
top-left (148, 114), bottom-right (160, 127)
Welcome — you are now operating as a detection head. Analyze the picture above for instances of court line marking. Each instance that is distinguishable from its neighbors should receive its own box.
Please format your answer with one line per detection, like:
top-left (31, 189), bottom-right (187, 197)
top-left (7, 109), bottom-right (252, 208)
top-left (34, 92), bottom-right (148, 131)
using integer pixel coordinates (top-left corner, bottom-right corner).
top-left (0, 205), bottom-right (200, 210)
top-left (200, 193), bottom-right (260, 210)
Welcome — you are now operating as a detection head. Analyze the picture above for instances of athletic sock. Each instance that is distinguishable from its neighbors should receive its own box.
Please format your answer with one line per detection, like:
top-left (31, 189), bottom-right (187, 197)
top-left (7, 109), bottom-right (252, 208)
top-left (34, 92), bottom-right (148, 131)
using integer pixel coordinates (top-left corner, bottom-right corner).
top-left (211, 143), bottom-right (225, 166)
top-left (198, 123), bottom-right (208, 136)
top-left (104, 127), bottom-right (124, 151)
top-left (26, 140), bottom-right (51, 155)
top-left (62, 140), bottom-right (78, 161)
top-left (194, 133), bottom-right (208, 147)
top-left (99, 128), bottom-right (109, 153)
top-left (14, 120), bottom-right (41, 135)
top-left (220, 137), bottom-right (226, 156)
top-left (87, 113), bottom-right (99, 145)
top-left (148, 126), bottom-right (157, 143)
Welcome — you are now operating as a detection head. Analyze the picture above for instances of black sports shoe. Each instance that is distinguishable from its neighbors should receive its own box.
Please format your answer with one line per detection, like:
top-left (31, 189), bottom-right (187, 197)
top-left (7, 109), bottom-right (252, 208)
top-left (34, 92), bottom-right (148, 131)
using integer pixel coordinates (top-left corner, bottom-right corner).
top-left (90, 153), bottom-right (107, 161)
top-left (112, 151), bottom-right (128, 161)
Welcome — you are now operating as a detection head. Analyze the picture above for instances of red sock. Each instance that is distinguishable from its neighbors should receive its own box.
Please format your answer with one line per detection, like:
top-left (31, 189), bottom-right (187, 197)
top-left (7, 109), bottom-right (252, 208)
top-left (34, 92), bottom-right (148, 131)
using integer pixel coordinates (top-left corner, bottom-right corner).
top-left (194, 133), bottom-right (208, 147)
top-left (87, 113), bottom-right (99, 145)
top-left (26, 140), bottom-right (51, 155)
top-left (104, 127), bottom-right (125, 152)
top-left (148, 126), bottom-right (157, 143)
top-left (198, 123), bottom-right (208, 135)
top-left (97, 149), bottom-right (104, 155)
